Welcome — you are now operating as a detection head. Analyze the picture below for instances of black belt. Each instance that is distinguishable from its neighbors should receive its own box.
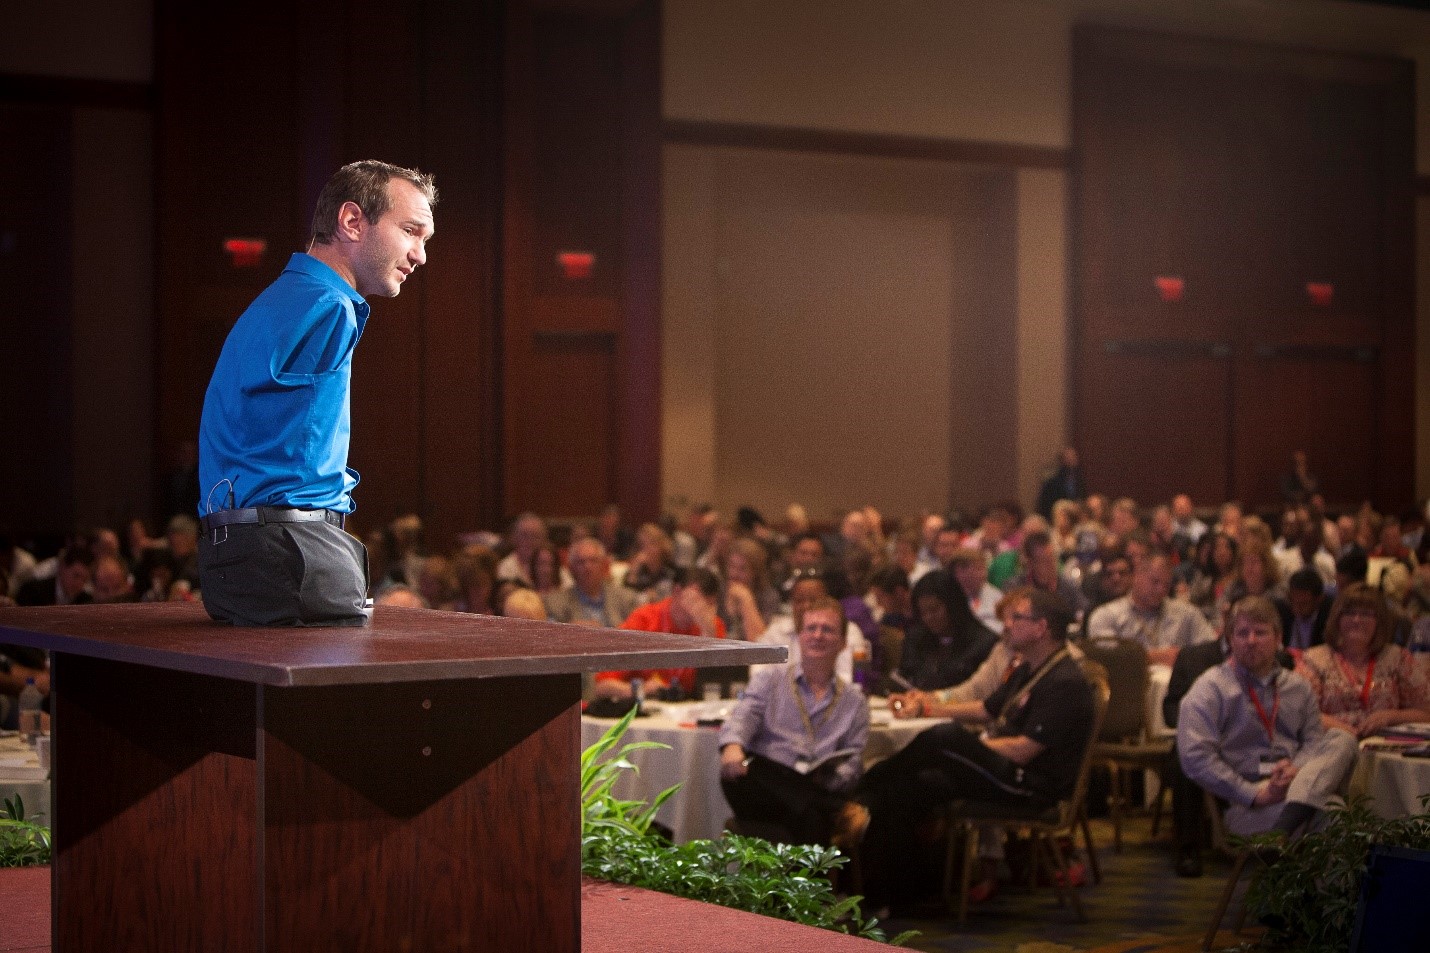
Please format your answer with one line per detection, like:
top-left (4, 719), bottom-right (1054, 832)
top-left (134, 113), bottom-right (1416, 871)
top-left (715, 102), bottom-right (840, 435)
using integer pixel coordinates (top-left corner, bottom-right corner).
top-left (200, 507), bottom-right (345, 534)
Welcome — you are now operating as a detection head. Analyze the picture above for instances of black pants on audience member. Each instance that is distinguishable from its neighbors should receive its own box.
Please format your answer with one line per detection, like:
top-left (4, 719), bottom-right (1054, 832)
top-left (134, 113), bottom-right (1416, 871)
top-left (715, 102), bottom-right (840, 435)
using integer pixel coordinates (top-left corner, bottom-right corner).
top-left (720, 754), bottom-right (851, 845)
top-left (857, 721), bottom-right (1056, 908)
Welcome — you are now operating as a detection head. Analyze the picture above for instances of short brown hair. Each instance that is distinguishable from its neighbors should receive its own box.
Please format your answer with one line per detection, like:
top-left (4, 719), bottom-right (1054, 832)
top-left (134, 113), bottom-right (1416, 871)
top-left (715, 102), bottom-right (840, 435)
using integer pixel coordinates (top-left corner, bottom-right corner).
top-left (1323, 582), bottom-right (1392, 656)
top-left (1228, 595), bottom-right (1282, 636)
top-left (310, 160), bottom-right (437, 246)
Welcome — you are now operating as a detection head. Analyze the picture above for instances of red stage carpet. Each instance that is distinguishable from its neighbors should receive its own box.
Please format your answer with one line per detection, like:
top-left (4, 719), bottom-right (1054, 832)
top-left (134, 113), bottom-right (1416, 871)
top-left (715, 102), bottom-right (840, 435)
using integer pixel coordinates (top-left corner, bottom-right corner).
top-left (0, 868), bottom-right (890, 952)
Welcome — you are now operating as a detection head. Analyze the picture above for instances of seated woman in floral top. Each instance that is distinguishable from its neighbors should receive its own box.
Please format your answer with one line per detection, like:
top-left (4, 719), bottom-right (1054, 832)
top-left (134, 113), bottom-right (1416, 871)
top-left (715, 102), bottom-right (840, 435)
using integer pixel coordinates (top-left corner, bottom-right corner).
top-left (1295, 583), bottom-right (1430, 738)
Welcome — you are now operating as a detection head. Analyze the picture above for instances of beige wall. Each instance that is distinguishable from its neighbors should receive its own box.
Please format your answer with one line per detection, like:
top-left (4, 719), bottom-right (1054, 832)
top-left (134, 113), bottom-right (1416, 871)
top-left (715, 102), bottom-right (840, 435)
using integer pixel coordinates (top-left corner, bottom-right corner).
top-left (663, 146), bottom-right (1020, 521)
top-left (663, 0), bottom-right (1430, 515)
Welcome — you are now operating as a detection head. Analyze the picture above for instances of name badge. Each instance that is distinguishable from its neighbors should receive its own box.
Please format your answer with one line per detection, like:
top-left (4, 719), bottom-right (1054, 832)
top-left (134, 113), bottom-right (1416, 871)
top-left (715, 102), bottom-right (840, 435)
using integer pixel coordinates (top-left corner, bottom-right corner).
top-left (794, 759), bottom-right (810, 775)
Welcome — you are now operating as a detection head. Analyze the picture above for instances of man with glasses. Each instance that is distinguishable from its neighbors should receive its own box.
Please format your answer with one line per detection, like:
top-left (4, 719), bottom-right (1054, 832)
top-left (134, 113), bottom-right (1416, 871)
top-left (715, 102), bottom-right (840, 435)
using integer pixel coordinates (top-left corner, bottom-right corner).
top-left (839, 590), bottom-right (1093, 909)
top-left (1178, 596), bottom-right (1357, 838)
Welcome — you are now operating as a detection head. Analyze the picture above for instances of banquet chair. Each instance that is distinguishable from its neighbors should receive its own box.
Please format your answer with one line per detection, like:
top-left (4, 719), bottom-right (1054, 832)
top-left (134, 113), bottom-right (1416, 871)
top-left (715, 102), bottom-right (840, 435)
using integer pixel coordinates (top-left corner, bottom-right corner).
top-left (941, 659), bottom-right (1111, 925)
top-left (1078, 637), bottom-right (1175, 851)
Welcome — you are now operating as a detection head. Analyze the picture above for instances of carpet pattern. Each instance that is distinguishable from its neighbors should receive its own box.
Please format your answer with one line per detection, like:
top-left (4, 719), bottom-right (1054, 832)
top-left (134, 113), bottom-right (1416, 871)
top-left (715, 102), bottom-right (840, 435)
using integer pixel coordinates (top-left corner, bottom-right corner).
top-left (883, 816), bottom-right (1260, 953)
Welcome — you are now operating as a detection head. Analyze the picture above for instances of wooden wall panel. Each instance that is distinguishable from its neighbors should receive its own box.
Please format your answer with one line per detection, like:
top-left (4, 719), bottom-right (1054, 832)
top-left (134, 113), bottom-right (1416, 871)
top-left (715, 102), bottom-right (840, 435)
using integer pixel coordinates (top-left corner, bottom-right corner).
top-left (1073, 26), bottom-right (1415, 513)
top-left (157, 0), bottom-right (507, 540)
top-left (503, 0), bottom-right (662, 525)
top-left (0, 105), bottom-right (73, 532)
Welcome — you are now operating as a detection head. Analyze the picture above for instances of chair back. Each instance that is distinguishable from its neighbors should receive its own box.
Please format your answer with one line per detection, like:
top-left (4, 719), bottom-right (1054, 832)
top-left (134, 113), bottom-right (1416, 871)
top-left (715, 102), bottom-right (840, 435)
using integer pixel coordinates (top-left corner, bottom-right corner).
top-left (874, 624), bottom-right (905, 695)
top-left (1076, 637), bottom-right (1150, 743)
top-left (1048, 658), bottom-right (1111, 827)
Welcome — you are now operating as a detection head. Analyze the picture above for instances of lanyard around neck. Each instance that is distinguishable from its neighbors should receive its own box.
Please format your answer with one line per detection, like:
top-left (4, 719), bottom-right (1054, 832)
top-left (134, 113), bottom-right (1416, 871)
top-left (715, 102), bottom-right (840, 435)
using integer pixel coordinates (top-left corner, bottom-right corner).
top-left (1240, 669), bottom-right (1280, 743)
top-left (790, 668), bottom-right (841, 744)
top-left (1334, 652), bottom-right (1376, 710)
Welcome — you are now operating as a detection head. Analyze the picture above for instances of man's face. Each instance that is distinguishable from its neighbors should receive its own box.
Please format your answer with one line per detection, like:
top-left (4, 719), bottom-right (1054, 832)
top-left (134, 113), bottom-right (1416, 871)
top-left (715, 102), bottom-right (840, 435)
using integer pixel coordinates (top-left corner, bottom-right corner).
top-left (1004, 597), bottom-right (1047, 654)
top-left (791, 539), bottom-right (824, 571)
top-left (1110, 506), bottom-right (1139, 538)
top-left (1229, 615), bottom-right (1281, 677)
top-left (841, 511), bottom-right (869, 544)
top-left (59, 560), bottom-right (91, 598)
top-left (351, 179), bottom-right (434, 298)
top-left (934, 530), bottom-right (962, 566)
top-left (789, 578), bottom-right (827, 628)
top-left (568, 542), bottom-right (609, 591)
top-left (921, 515), bottom-right (946, 549)
top-left (1130, 560), bottom-right (1170, 609)
top-left (797, 608), bottom-right (846, 666)
top-left (92, 558), bottom-right (130, 602)
top-left (953, 558), bottom-right (985, 597)
top-left (1172, 495), bottom-right (1193, 521)
top-left (512, 517), bottom-right (545, 555)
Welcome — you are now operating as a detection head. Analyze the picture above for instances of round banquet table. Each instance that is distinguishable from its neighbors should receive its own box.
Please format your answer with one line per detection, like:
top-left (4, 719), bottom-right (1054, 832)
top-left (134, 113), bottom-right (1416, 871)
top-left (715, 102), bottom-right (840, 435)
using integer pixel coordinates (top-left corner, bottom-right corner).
top-left (1348, 740), bottom-right (1430, 820)
top-left (581, 697), bottom-right (943, 843)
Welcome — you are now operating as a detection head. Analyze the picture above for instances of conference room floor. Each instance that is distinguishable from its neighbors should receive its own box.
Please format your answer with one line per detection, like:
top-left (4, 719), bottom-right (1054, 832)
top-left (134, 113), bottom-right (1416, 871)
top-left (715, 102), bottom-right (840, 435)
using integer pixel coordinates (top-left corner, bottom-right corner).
top-left (886, 812), bottom-right (1250, 953)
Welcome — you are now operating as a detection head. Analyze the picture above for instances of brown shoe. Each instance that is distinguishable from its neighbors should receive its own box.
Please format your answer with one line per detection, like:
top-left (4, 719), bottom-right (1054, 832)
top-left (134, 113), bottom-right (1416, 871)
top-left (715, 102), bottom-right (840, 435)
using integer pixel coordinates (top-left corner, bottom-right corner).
top-left (831, 802), bottom-right (871, 851)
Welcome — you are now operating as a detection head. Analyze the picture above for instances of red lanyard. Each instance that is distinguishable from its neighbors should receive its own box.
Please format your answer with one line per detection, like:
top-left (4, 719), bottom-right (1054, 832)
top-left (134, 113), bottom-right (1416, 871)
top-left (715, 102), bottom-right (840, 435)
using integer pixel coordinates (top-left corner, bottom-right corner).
top-left (1334, 653), bottom-right (1376, 710)
top-left (1242, 672), bottom-right (1280, 743)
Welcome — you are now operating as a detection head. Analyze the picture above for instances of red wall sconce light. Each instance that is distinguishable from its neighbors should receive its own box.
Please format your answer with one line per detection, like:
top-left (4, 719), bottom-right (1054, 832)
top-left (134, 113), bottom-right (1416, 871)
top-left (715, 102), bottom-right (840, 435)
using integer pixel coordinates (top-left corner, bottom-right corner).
top-left (1154, 275), bottom-right (1185, 303)
top-left (557, 251), bottom-right (595, 280)
top-left (223, 238), bottom-right (268, 268)
top-left (1305, 282), bottom-right (1334, 307)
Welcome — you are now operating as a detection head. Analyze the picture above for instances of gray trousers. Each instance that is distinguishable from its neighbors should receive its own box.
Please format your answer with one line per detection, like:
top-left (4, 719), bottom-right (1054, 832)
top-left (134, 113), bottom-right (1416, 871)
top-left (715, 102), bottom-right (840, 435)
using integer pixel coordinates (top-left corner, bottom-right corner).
top-left (198, 520), bottom-right (371, 627)
top-left (1224, 727), bottom-right (1359, 836)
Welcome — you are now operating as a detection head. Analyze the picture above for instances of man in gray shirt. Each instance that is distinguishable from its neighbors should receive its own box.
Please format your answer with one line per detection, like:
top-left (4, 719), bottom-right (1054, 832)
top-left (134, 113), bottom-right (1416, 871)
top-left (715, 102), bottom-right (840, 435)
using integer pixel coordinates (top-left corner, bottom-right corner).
top-left (1178, 596), bottom-right (1357, 837)
top-left (1086, 554), bottom-right (1216, 665)
top-left (542, 538), bottom-right (640, 628)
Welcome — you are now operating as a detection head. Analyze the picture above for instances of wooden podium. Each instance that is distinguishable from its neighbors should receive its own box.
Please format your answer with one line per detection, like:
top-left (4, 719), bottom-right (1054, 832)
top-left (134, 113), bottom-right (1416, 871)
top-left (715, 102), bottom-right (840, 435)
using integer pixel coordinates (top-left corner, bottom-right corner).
top-left (0, 602), bottom-right (784, 952)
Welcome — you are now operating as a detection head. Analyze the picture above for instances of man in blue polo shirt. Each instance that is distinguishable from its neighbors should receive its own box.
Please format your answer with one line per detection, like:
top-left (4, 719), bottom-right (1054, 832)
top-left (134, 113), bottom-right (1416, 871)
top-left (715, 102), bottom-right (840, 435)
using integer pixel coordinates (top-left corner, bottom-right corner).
top-left (197, 160), bottom-right (437, 626)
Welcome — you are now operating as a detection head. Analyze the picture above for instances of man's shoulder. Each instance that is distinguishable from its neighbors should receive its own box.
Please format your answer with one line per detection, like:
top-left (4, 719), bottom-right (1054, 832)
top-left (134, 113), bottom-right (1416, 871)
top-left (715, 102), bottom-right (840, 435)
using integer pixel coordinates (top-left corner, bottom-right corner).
top-left (1088, 596), bottom-right (1130, 624)
top-left (620, 598), bottom-right (667, 630)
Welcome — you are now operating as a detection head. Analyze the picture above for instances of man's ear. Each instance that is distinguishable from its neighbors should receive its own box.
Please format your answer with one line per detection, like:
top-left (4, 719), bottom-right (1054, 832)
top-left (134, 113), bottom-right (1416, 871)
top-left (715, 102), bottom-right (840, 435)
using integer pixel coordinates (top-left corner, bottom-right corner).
top-left (334, 200), bottom-right (365, 241)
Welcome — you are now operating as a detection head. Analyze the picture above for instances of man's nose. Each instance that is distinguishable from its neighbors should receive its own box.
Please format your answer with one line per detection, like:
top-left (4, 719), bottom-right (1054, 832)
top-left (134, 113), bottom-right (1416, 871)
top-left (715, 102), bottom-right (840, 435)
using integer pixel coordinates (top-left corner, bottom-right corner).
top-left (411, 242), bottom-right (427, 267)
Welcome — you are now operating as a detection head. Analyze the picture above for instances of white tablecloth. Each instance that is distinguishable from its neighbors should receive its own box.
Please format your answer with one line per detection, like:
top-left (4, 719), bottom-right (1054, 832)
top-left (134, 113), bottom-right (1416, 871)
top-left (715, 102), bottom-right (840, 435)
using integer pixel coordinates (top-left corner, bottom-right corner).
top-left (0, 735), bottom-right (50, 823)
top-left (1349, 741), bottom-right (1430, 820)
top-left (581, 698), bottom-right (942, 843)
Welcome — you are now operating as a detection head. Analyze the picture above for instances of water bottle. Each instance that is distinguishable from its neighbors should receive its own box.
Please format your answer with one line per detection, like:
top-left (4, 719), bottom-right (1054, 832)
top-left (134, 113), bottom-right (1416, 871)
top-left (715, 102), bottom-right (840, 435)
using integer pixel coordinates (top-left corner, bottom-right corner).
top-left (18, 677), bottom-right (43, 744)
top-left (630, 677), bottom-right (644, 715)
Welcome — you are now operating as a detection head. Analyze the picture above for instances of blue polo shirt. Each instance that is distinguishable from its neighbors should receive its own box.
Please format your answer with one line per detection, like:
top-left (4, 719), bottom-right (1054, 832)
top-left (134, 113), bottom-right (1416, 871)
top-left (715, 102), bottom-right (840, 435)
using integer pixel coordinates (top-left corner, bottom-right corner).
top-left (198, 254), bottom-right (370, 515)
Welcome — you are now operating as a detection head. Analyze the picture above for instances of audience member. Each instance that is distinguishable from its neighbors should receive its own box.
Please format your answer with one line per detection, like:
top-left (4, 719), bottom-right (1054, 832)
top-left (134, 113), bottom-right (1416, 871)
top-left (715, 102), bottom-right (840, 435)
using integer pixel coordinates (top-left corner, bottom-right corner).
top-left (374, 584), bottom-right (429, 609)
top-left (1009, 530), bottom-right (1088, 618)
top-left (1034, 446), bottom-right (1084, 520)
top-left (896, 569), bottom-right (998, 691)
top-left (948, 546), bottom-right (1003, 633)
top-left (90, 554), bottom-right (136, 603)
top-left (503, 587), bottom-right (549, 620)
top-left (848, 589), bottom-right (1092, 909)
top-left (718, 596), bottom-right (869, 845)
top-left (1277, 568), bottom-right (1332, 653)
top-left (1085, 554), bottom-right (1216, 665)
top-left (1295, 583), bottom-right (1430, 737)
top-left (16, 546), bottom-right (93, 606)
top-left (595, 567), bottom-right (727, 700)
top-left (452, 547), bottom-right (498, 614)
top-left (544, 538), bottom-right (641, 628)
top-left (1178, 596), bottom-right (1357, 837)
top-left (497, 512), bottom-right (550, 585)
top-left (754, 571), bottom-right (868, 685)
top-left (623, 522), bottom-right (677, 598)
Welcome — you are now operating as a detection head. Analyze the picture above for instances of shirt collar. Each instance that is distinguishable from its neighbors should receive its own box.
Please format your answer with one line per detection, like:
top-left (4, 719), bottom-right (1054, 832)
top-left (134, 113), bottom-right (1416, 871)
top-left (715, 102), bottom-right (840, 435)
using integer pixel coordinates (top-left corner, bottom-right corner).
top-left (283, 253), bottom-right (370, 314)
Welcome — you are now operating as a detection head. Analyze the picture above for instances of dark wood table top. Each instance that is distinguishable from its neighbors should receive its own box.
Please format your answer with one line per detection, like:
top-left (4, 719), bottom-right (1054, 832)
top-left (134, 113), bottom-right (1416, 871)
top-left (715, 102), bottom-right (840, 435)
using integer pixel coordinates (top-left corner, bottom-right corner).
top-left (0, 602), bottom-right (786, 687)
